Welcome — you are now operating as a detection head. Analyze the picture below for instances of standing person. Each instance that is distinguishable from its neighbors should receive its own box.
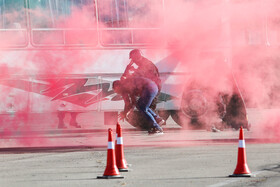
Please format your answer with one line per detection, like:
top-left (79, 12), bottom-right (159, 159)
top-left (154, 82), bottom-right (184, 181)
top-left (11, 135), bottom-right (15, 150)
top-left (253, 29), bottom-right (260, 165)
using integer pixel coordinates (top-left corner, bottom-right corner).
top-left (121, 49), bottom-right (164, 125)
top-left (113, 77), bottom-right (163, 134)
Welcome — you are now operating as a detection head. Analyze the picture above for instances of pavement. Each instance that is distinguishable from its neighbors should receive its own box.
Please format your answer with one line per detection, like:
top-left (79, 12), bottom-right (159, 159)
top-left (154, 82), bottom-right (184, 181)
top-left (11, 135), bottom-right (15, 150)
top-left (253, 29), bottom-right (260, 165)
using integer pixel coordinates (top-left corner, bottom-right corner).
top-left (0, 141), bottom-right (280, 187)
top-left (0, 108), bottom-right (279, 186)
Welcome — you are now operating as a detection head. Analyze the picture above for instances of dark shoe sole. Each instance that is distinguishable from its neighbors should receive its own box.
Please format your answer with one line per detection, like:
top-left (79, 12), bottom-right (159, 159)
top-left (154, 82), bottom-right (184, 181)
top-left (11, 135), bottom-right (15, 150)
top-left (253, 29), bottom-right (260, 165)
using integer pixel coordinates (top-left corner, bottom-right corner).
top-left (70, 123), bottom-right (81, 128)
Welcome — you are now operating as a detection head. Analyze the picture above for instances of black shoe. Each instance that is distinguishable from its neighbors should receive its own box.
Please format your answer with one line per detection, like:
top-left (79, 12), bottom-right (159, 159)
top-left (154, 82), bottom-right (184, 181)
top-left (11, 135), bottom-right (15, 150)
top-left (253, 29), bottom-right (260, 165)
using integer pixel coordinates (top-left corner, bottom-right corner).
top-left (148, 127), bottom-right (164, 134)
top-left (211, 126), bottom-right (220, 132)
top-left (70, 122), bottom-right (81, 128)
top-left (58, 123), bottom-right (67, 129)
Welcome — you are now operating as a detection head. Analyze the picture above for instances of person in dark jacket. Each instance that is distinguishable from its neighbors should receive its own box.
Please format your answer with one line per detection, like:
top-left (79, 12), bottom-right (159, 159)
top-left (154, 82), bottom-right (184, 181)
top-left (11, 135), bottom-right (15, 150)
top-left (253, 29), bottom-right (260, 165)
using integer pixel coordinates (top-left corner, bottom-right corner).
top-left (113, 77), bottom-right (163, 134)
top-left (121, 49), bottom-right (161, 110)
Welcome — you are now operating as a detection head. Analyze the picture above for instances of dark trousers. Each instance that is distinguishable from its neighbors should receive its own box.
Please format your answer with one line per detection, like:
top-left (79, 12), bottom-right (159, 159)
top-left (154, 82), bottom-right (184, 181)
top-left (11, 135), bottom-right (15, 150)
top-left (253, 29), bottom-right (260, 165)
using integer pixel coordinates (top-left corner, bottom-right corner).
top-left (136, 82), bottom-right (161, 130)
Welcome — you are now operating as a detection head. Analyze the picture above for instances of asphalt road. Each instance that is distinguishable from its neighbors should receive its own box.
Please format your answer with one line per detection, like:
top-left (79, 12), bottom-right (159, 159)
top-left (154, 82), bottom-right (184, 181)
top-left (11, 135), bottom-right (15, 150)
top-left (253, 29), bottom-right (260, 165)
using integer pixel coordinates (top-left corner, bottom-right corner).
top-left (0, 143), bottom-right (280, 187)
top-left (0, 108), bottom-right (279, 186)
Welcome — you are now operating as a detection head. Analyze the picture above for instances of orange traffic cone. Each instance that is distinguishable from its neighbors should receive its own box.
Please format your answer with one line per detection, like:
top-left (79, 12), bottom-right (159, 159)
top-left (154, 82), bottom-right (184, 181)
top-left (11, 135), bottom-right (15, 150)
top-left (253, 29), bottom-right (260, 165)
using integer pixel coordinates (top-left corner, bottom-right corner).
top-left (115, 123), bottom-right (129, 172)
top-left (229, 126), bottom-right (251, 177)
top-left (97, 128), bottom-right (124, 179)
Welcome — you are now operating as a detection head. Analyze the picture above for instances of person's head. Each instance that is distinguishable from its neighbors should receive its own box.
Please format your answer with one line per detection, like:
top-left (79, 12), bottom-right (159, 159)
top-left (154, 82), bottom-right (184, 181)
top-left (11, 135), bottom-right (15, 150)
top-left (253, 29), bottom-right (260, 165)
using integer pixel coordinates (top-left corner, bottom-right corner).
top-left (129, 49), bottom-right (142, 63)
top-left (112, 80), bottom-right (123, 94)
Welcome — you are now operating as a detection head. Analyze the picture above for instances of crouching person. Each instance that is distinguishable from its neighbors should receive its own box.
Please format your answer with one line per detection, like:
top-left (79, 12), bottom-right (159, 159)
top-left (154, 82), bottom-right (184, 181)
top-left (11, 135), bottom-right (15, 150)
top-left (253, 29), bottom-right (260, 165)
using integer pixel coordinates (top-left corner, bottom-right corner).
top-left (113, 77), bottom-right (163, 134)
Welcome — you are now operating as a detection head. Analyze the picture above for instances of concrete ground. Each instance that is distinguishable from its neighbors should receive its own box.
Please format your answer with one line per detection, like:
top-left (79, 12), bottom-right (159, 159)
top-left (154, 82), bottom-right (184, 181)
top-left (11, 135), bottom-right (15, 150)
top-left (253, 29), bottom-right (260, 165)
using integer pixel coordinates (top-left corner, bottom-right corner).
top-left (0, 108), bottom-right (279, 186)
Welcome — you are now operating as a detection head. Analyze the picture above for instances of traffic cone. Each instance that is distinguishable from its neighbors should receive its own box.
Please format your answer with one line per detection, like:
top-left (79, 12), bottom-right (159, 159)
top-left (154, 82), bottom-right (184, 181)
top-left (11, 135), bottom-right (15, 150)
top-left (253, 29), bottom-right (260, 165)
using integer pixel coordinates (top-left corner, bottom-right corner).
top-left (229, 126), bottom-right (251, 177)
top-left (97, 128), bottom-right (124, 179)
top-left (115, 123), bottom-right (129, 172)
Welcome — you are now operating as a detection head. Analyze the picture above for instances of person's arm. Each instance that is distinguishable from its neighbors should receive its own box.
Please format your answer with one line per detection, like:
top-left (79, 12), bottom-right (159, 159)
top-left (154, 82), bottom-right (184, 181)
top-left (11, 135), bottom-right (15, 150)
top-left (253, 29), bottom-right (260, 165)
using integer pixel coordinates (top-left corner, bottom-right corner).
top-left (119, 93), bottom-right (134, 121)
top-left (130, 94), bottom-right (137, 107)
top-left (121, 61), bottom-right (134, 81)
top-left (123, 94), bottom-right (134, 114)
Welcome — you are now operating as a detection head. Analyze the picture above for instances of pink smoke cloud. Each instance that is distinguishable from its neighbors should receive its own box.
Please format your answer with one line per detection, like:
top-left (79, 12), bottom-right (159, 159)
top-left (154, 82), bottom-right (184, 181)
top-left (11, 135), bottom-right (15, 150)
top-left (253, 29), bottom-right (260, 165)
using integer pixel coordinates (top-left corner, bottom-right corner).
top-left (0, 0), bottom-right (280, 146)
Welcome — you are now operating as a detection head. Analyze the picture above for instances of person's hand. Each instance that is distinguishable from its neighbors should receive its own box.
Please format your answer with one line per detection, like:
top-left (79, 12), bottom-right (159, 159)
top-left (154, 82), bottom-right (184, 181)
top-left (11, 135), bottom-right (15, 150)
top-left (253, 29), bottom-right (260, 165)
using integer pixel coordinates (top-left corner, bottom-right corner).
top-left (118, 111), bottom-right (126, 121)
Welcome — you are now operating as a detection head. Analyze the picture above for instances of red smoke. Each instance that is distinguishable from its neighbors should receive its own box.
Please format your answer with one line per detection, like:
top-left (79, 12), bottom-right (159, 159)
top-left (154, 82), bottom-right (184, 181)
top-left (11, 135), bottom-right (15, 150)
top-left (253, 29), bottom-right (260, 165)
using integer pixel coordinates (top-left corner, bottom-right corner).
top-left (252, 109), bottom-right (280, 141)
top-left (0, 0), bottom-right (280, 147)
